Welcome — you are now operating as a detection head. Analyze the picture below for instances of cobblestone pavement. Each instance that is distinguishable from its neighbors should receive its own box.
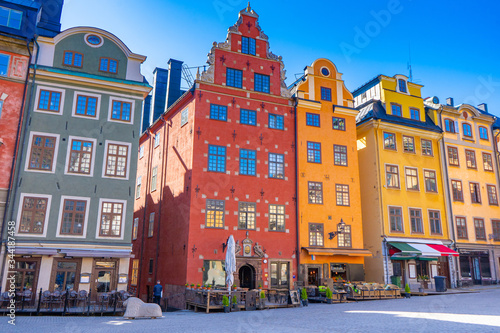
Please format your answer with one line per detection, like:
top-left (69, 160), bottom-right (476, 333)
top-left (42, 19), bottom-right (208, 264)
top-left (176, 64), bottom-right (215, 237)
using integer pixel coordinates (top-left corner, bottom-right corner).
top-left (2, 287), bottom-right (500, 333)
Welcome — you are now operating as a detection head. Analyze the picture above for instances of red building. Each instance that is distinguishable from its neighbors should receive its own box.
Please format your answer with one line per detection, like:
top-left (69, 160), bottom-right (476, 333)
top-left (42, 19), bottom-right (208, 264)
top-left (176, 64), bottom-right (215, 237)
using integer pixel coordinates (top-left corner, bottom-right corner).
top-left (131, 5), bottom-right (297, 307)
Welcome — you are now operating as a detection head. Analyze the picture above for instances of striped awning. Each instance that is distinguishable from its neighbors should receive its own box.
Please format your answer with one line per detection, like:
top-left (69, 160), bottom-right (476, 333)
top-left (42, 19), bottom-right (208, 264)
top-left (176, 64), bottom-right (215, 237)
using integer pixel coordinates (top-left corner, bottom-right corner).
top-left (388, 242), bottom-right (421, 254)
top-left (408, 243), bottom-right (441, 257)
top-left (427, 244), bottom-right (459, 257)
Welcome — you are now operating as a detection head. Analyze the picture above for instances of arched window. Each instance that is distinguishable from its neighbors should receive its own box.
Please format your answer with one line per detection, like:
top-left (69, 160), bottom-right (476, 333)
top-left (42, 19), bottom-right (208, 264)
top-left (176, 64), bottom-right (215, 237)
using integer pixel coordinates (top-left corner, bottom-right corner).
top-left (398, 79), bottom-right (407, 93)
top-left (444, 119), bottom-right (455, 133)
top-left (462, 123), bottom-right (472, 137)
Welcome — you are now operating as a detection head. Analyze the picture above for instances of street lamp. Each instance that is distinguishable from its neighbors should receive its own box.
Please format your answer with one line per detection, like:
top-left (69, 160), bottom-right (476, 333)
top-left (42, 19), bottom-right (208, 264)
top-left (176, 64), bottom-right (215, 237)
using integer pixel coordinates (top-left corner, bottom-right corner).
top-left (328, 219), bottom-right (346, 240)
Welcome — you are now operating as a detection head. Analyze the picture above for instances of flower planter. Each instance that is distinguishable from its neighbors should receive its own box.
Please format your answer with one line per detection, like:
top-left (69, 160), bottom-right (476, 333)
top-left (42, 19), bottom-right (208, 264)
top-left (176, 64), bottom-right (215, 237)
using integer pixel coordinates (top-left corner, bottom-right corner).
top-left (223, 305), bottom-right (230, 313)
top-left (326, 298), bottom-right (332, 304)
top-left (232, 304), bottom-right (239, 311)
top-left (302, 300), bottom-right (308, 307)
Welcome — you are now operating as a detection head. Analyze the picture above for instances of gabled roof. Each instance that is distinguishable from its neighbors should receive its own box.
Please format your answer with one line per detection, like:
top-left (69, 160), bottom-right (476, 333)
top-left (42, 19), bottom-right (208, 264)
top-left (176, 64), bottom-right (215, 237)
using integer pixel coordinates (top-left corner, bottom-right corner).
top-left (356, 100), bottom-right (442, 133)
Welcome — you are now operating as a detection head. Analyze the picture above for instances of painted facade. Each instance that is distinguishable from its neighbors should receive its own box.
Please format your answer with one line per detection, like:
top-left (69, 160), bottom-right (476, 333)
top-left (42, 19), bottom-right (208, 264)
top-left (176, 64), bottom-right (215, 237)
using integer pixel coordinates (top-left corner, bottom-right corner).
top-left (131, 5), bottom-right (297, 307)
top-left (1, 27), bottom-right (150, 296)
top-left (290, 59), bottom-right (370, 286)
top-left (354, 75), bottom-right (457, 290)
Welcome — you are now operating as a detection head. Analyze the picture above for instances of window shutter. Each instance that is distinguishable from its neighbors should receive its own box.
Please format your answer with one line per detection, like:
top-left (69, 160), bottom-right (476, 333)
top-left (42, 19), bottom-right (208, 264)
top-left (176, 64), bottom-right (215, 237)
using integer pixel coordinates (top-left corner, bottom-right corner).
top-left (454, 121), bottom-right (459, 133)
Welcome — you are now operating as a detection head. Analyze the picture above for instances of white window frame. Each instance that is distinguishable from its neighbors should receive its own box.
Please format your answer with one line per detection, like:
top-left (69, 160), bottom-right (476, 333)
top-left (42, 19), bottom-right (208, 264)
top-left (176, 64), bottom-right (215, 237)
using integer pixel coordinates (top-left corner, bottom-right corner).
top-left (135, 176), bottom-right (142, 199)
top-left (55, 195), bottom-right (91, 239)
top-left (148, 212), bottom-right (155, 237)
top-left (71, 91), bottom-right (101, 120)
top-left (101, 140), bottom-right (132, 180)
top-left (24, 131), bottom-right (60, 174)
top-left (64, 135), bottom-right (97, 177)
top-left (394, 75), bottom-right (409, 95)
top-left (34, 85), bottom-right (66, 115)
top-left (15, 193), bottom-right (52, 238)
top-left (133, 217), bottom-right (139, 240)
top-left (107, 96), bottom-right (135, 124)
top-left (154, 133), bottom-right (160, 147)
top-left (181, 107), bottom-right (188, 127)
top-left (95, 198), bottom-right (127, 240)
top-left (139, 145), bottom-right (144, 159)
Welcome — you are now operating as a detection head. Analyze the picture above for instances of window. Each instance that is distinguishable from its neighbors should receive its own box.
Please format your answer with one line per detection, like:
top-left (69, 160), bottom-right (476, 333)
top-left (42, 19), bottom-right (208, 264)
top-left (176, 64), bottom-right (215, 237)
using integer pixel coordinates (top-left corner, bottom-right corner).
top-left (429, 210), bottom-right (442, 235)
top-left (75, 95), bottom-right (97, 117)
top-left (181, 107), bottom-right (189, 126)
top-left (424, 170), bottom-right (437, 193)
top-left (148, 259), bottom-right (154, 274)
top-left (487, 185), bottom-right (498, 205)
top-left (462, 123), bottom-right (472, 137)
top-left (416, 261), bottom-right (428, 279)
top-left (306, 113), bottom-right (320, 127)
top-left (131, 260), bottom-right (139, 286)
top-left (132, 218), bottom-right (138, 240)
top-left (210, 104), bottom-right (227, 121)
top-left (383, 132), bottom-right (396, 150)
top-left (150, 166), bottom-right (158, 192)
top-left (63, 51), bottom-right (83, 67)
top-left (0, 6), bottom-right (22, 29)
top-left (99, 57), bottom-right (117, 73)
top-left (386, 164), bottom-right (400, 188)
top-left (447, 146), bottom-right (459, 166)
top-left (421, 139), bottom-right (433, 156)
top-left (389, 206), bottom-right (403, 232)
top-left (270, 262), bottom-right (289, 288)
top-left (226, 68), bottom-right (242, 88)
top-left (444, 119), bottom-right (456, 133)
top-left (391, 103), bottom-right (402, 117)
top-left (135, 176), bottom-right (141, 199)
top-left (308, 182), bottom-right (323, 204)
top-left (332, 117), bottom-right (345, 130)
top-left (105, 143), bottom-right (129, 178)
top-left (309, 223), bottom-right (324, 246)
top-left (492, 220), bottom-right (500, 241)
top-left (239, 149), bottom-right (256, 176)
top-left (148, 212), bottom-right (154, 237)
top-left (410, 108), bottom-right (420, 121)
top-left (405, 167), bottom-right (419, 191)
top-left (269, 113), bottom-right (284, 130)
top-left (338, 225), bottom-right (351, 248)
top-left (139, 146), bottom-right (144, 159)
top-left (206, 199), bottom-right (224, 228)
top-left (410, 208), bottom-right (423, 233)
top-left (240, 109), bottom-right (256, 125)
top-left (474, 218), bottom-right (486, 240)
top-left (208, 145), bottom-right (226, 173)
top-left (0, 54), bottom-right (8, 76)
top-left (479, 126), bottom-right (489, 140)
top-left (60, 199), bottom-right (86, 235)
top-left (451, 180), bottom-right (463, 201)
top-left (307, 142), bottom-right (321, 163)
top-left (469, 182), bottom-right (481, 204)
top-left (254, 73), bottom-right (270, 93)
top-left (98, 201), bottom-right (124, 237)
top-left (320, 87), bottom-right (331, 101)
top-left (0, 100), bottom-right (3, 118)
top-left (28, 135), bottom-right (56, 171)
top-left (52, 259), bottom-right (80, 292)
top-left (68, 139), bottom-right (93, 175)
top-left (241, 36), bottom-right (256, 55)
top-left (334, 145), bottom-right (347, 166)
top-left (238, 202), bottom-right (256, 230)
top-left (154, 133), bottom-right (160, 147)
top-left (465, 150), bottom-right (476, 169)
top-left (398, 79), bottom-right (407, 93)
top-left (38, 90), bottom-right (61, 112)
top-left (483, 153), bottom-right (493, 171)
top-left (269, 205), bottom-right (285, 232)
top-left (111, 101), bottom-right (131, 122)
top-left (336, 184), bottom-right (349, 206)
top-left (19, 196), bottom-right (48, 234)
top-left (269, 153), bottom-right (284, 179)
top-left (403, 136), bottom-right (415, 153)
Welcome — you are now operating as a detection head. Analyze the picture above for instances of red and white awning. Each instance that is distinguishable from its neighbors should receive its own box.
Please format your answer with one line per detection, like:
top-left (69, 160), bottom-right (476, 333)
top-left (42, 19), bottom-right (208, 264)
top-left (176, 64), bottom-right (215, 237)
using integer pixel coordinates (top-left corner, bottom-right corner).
top-left (427, 244), bottom-right (459, 257)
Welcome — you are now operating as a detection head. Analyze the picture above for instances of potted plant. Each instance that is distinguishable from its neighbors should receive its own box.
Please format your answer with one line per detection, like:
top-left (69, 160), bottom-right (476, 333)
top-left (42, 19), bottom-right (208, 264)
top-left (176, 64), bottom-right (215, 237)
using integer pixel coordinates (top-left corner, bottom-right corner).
top-left (258, 283), bottom-right (262, 291)
top-left (325, 287), bottom-right (333, 304)
top-left (196, 283), bottom-right (201, 290)
top-left (231, 295), bottom-right (239, 311)
top-left (418, 275), bottom-right (429, 290)
top-left (404, 283), bottom-right (411, 298)
top-left (222, 295), bottom-right (230, 313)
top-left (301, 288), bottom-right (308, 307)
top-left (259, 290), bottom-right (266, 309)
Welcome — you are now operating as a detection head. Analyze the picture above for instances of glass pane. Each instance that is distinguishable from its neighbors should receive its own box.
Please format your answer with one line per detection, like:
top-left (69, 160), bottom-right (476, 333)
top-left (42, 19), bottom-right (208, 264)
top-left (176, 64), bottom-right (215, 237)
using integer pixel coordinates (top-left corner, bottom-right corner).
top-left (57, 262), bottom-right (77, 270)
top-left (96, 271), bottom-right (111, 292)
top-left (66, 272), bottom-right (76, 290)
top-left (54, 272), bottom-right (65, 291)
top-left (280, 263), bottom-right (288, 286)
top-left (95, 262), bottom-right (115, 268)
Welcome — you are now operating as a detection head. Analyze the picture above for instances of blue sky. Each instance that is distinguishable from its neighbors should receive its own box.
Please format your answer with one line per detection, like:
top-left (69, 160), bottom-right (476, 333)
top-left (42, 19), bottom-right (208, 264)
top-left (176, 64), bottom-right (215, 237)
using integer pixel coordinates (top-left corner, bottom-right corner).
top-left (61, 0), bottom-right (500, 117)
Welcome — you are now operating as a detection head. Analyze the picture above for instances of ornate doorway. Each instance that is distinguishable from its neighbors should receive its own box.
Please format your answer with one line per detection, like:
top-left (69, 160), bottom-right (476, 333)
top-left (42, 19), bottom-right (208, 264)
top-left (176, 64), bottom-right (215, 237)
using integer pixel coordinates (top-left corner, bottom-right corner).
top-left (239, 264), bottom-right (255, 289)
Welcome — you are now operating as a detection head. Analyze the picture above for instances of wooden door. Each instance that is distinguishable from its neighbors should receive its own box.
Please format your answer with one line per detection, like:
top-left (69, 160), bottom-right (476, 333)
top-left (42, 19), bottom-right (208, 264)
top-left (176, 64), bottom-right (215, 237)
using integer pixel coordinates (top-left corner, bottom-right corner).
top-left (437, 260), bottom-right (450, 288)
top-left (91, 259), bottom-right (118, 300)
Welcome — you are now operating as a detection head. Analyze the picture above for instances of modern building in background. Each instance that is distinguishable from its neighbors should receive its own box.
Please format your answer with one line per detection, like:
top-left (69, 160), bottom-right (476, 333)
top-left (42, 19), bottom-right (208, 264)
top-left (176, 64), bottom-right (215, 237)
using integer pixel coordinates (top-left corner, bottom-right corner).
top-left (131, 5), bottom-right (297, 307)
top-left (425, 99), bottom-right (500, 286)
top-left (354, 75), bottom-right (458, 290)
top-left (1, 26), bottom-right (150, 296)
top-left (290, 58), bottom-right (370, 287)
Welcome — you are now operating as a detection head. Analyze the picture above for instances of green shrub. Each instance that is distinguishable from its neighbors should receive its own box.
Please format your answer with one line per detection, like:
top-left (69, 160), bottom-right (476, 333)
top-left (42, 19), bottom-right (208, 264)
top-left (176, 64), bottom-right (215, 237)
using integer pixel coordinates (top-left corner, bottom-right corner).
top-left (325, 287), bottom-right (333, 299)
top-left (260, 291), bottom-right (266, 299)
top-left (232, 295), bottom-right (237, 304)
top-left (222, 295), bottom-right (229, 307)
top-left (405, 283), bottom-right (411, 294)
top-left (301, 288), bottom-right (308, 300)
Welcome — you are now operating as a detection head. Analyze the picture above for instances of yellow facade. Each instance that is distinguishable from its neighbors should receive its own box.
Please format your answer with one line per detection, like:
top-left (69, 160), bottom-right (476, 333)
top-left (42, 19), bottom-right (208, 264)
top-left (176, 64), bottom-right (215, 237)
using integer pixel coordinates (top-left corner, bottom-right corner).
top-left (355, 75), bottom-right (451, 288)
top-left (291, 59), bottom-right (369, 286)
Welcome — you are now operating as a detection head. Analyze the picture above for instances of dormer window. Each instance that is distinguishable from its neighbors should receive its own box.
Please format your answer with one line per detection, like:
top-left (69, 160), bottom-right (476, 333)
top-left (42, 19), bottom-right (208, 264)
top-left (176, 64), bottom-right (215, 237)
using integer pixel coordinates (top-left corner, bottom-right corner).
top-left (99, 57), bottom-right (117, 74)
top-left (410, 108), bottom-right (420, 121)
top-left (242, 37), bottom-right (256, 55)
top-left (391, 103), bottom-right (402, 117)
top-left (398, 79), bottom-right (407, 93)
top-left (0, 6), bottom-right (22, 30)
top-left (63, 51), bottom-right (83, 68)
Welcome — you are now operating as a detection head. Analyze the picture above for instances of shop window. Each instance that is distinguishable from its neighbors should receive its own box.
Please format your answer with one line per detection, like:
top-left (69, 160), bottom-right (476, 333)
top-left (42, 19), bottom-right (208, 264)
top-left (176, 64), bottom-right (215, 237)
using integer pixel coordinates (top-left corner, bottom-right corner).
top-left (416, 261), bottom-right (428, 277)
top-left (51, 259), bottom-right (81, 291)
top-left (459, 256), bottom-right (471, 277)
top-left (480, 256), bottom-right (491, 277)
top-left (131, 259), bottom-right (139, 286)
top-left (203, 260), bottom-right (226, 287)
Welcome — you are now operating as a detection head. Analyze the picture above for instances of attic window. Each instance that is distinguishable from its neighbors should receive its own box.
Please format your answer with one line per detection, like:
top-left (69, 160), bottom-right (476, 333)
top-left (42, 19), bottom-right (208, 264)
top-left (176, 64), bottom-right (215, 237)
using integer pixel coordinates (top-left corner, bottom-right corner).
top-left (397, 79), bottom-right (407, 93)
top-left (0, 6), bottom-right (22, 30)
top-left (320, 67), bottom-right (330, 77)
top-left (84, 33), bottom-right (103, 48)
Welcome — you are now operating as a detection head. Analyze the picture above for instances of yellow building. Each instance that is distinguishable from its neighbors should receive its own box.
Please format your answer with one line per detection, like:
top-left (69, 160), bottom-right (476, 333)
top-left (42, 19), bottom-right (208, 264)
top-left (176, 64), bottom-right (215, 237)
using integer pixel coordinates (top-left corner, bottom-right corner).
top-left (425, 99), bottom-right (500, 285)
top-left (354, 75), bottom-right (457, 290)
top-left (290, 59), bottom-right (370, 287)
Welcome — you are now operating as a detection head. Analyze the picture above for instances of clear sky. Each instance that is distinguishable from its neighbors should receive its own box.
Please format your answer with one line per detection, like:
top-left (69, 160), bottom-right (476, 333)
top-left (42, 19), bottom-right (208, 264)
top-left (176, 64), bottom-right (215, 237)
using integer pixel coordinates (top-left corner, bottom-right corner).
top-left (61, 0), bottom-right (500, 118)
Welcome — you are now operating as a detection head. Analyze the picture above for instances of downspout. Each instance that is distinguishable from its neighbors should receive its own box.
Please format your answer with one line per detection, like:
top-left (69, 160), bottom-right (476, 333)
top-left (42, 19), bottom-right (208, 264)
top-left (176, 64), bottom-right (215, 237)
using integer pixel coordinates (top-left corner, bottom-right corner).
top-left (154, 117), bottom-right (167, 284)
top-left (293, 96), bottom-right (300, 288)
top-left (491, 121), bottom-right (500, 284)
top-left (0, 37), bottom-right (36, 290)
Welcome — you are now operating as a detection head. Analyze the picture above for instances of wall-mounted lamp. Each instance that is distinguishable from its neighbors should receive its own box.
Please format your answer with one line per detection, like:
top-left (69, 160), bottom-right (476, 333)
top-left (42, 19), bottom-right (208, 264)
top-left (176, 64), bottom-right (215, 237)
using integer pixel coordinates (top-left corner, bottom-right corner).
top-left (328, 219), bottom-right (346, 240)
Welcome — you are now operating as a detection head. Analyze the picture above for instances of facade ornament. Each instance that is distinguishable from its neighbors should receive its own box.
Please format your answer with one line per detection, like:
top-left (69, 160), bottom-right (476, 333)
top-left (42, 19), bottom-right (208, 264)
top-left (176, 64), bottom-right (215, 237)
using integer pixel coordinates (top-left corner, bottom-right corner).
top-left (254, 242), bottom-right (265, 257)
top-left (235, 240), bottom-right (242, 255)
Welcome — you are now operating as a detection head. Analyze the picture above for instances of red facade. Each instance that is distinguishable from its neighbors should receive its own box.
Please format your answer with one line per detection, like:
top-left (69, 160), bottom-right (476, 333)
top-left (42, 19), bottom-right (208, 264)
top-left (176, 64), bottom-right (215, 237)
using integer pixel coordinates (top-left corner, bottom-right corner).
top-left (131, 7), bottom-right (297, 306)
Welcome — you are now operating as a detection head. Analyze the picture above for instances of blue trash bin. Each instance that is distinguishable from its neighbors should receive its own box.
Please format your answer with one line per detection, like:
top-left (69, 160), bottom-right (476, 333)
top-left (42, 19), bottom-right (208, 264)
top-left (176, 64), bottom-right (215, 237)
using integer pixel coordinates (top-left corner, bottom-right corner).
top-left (434, 276), bottom-right (447, 292)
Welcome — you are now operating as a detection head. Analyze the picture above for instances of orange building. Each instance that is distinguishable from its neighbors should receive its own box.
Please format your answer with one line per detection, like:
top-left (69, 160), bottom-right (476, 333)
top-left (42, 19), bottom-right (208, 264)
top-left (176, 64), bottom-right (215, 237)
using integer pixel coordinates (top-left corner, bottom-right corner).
top-left (290, 59), bottom-right (370, 286)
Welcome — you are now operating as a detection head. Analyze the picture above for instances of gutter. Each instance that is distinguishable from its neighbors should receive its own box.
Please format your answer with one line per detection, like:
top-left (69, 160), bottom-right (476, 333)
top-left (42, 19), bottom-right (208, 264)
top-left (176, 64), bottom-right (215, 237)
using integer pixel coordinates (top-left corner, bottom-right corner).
top-left (293, 96), bottom-right (300, 288)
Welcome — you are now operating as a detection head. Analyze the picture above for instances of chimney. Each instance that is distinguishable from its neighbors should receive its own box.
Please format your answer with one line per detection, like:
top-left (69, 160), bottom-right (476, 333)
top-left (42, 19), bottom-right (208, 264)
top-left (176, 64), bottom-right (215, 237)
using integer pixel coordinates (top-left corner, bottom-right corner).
top-left (165, 59), bottom-right (183, 109)
top-left (477, 103), bottom-right (488, 113)
top-left (446, 97), bottom-right (454, 107)
top-left (150, 68), bottom-right (168, 125)
top-left (35, 0), bottom-right (64, 37)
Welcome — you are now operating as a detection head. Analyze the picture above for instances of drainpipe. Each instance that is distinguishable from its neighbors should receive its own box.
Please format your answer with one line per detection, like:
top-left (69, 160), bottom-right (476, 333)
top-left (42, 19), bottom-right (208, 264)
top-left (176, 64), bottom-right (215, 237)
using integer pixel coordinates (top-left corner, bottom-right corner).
top-left (0, 37), bottom-right (37, 290)
top-left (293, 97), bottom-right (300, 288)
top-left (491, 121), bottom-right (500, 284)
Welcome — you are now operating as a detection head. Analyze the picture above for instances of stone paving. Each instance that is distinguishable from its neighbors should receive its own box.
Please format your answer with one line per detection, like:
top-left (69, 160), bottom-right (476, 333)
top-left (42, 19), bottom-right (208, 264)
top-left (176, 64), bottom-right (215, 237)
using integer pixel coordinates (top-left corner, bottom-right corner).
top-left (2, 286), bottom-right (500, 333)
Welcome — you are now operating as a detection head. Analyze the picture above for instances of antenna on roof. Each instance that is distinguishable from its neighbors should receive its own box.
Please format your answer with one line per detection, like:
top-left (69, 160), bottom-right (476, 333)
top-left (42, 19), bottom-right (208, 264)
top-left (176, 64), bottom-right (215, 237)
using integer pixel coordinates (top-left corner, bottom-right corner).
top-left (407, 43), bottom-right (413, 82)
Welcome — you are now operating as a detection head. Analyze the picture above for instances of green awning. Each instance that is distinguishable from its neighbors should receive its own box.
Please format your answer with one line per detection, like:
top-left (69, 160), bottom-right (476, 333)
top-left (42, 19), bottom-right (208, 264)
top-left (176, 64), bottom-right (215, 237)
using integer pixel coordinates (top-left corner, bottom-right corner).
top-left (388, 242), bottom-right (422, 254)
top-left (390, 256), bottom-right (417, 260)
top-left (417, 257), bottom-right (438, 261)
